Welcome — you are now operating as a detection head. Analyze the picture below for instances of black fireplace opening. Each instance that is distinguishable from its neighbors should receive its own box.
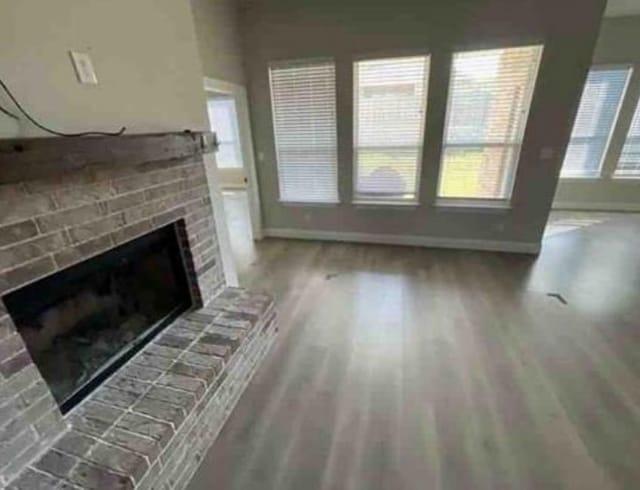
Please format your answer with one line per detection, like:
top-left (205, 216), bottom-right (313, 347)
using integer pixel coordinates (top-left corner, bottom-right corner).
top-left (2, 223), bottom-right (192, 413)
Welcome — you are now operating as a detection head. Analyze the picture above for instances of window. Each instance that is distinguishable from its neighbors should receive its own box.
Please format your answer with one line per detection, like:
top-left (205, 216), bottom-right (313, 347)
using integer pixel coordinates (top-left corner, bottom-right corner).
top-left (353, 56), bottom-right (430, 202)
top-left (207, 95), bottom-right (244, 169)
top-left (616, 98), bottom-right (640, 177)
top-left (269, 60), bottom-right (339, 203)
top-left (438, 45), bottom-right (542, 201)
top-left (561, 68), bottom-right (631, 178)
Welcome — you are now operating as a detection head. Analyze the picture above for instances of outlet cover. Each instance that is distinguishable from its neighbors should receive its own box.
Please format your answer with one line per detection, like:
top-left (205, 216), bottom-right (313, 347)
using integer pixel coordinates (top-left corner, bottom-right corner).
top-left (69, 51), bottom-right (98, 85)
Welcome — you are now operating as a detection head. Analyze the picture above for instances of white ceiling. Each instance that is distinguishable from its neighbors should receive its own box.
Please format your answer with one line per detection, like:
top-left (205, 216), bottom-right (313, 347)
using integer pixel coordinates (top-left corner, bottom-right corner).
top-left (605, 0), bottom-right (640, 17)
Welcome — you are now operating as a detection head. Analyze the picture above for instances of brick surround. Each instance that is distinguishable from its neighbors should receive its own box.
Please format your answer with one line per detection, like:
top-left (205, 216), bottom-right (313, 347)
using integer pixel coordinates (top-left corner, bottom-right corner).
top-left (0, 143), bottom-right (227, 485)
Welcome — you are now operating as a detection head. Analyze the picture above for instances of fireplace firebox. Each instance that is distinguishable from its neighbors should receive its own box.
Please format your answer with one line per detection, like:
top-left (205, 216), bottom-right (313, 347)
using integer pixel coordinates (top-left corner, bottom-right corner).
top-left (2, 223), bottom-right (192, 413)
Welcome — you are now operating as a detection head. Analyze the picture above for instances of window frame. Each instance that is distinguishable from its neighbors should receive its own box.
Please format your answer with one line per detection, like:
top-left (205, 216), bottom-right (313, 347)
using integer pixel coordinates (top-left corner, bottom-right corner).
top-left (613, 85), bottom-right (640, 180)
top-left (352, 52), bottom-right (431, 205)
top-left (436, 44), bottom-right (543, 206)
top-left (559, 64), bottom-right (633, 180)
top-left (268, 57), bottom-right (340, 205)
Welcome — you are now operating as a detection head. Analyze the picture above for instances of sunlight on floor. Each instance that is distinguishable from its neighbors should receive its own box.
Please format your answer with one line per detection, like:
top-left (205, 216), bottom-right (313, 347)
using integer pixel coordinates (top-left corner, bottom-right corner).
top-left (544, 211), bottom-right (611, 237)
top-left (222, 190), bottom-right (258, 282)
top-left (545, 217), bottom-right (605, 237)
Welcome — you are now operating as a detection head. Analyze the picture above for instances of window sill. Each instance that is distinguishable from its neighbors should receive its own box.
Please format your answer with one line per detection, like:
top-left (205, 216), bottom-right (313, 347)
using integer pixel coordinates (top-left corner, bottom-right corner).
top-left (353, 199), bottom-right (419, 208)
top-left (435, 198), bottom-right (512, 212)
top-left (279, 200), bottom-right (340, 207)
top-left (559, 175), bottom-right (603, 181)
top-left (611, 175), bottom-right (640, 181)
top-left (560, 176), bottom-right (640, 183)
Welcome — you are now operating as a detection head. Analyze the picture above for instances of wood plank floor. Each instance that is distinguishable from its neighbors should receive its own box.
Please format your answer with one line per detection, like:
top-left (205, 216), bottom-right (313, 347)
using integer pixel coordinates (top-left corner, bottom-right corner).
top-left (189, 195), bottom-right (640, 490)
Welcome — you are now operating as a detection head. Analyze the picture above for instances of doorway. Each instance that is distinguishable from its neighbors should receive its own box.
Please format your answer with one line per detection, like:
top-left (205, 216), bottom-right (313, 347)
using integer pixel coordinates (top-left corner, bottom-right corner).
top-left (204, 78), bottom-right (262, 280)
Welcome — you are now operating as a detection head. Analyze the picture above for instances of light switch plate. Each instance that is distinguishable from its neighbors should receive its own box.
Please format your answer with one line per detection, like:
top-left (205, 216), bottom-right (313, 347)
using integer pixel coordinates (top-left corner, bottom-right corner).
top-left (69, 51), bottom-right (98, 85)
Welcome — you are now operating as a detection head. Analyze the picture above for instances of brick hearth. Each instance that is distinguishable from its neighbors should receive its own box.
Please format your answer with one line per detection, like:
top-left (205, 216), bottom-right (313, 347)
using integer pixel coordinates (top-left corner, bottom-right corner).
top-left (9, 288), bottom-right (277, 490)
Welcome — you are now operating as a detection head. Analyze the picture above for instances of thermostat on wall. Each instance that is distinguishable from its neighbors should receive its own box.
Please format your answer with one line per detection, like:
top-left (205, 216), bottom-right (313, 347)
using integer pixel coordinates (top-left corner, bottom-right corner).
top-left (69, 51), bottom-right (98, 85)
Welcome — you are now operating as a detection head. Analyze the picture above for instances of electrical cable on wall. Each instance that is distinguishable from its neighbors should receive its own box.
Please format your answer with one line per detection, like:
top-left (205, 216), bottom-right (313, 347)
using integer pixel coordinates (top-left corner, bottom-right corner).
top-left (0, 77), bottom-right (126, 137)
top-left (0, 102), bottom-right (18, 120)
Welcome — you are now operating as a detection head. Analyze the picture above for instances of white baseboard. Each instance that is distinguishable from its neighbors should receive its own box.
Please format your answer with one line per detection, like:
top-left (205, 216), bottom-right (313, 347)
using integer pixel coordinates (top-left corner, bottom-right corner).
top-left (263, 228), bottom-right (540, 254)
top-left (553, 201), bottom-right (640, 212)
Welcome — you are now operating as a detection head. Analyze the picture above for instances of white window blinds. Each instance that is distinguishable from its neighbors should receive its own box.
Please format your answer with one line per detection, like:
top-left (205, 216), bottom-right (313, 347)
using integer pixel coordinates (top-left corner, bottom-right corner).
top-left (269, 60), bottom-right (339, 203)
top-left (438, 45), bottom-right (542, 200)
top-left (616, 99), bottom-right (640, 177)
top-left (207, 96), bottom-right (244, 169)
top-left (561, 68), bottom-right (630, 178)
top-left (353, 56), bottom-right (430, 201)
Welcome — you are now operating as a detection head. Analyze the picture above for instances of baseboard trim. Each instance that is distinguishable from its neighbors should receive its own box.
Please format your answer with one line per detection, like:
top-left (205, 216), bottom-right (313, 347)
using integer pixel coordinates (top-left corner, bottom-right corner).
top-left (553, 201), bottom-right (640, 212)
top-left (263, 228), bottom-right (540, 254)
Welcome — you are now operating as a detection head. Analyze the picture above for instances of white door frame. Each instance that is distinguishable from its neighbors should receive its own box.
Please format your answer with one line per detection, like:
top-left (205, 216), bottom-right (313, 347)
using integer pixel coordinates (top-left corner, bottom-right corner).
top-left (204, 77), bottom-right (263, 240)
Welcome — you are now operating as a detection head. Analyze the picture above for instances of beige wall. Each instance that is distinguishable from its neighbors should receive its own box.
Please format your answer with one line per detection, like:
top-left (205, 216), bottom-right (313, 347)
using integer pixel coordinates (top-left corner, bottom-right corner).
top-left (191, 0), bottom-right (246, 85)
top-left (0, 0), bottom-right (208, 139)
top-left (242, 0), bottom-right (606, 249)
top-left (554, 15), bottom-right (640, 211)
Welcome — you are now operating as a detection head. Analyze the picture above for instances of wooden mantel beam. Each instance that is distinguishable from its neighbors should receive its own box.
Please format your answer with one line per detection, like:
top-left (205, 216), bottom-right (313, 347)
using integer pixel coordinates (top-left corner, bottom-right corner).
top-left (0, 131), bottom-right (215, 184)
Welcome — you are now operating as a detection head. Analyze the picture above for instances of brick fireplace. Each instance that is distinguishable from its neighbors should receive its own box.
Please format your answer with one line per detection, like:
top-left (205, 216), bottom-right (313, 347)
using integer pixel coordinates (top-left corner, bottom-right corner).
top-left (0, 133), bottom-right (277, 488)
top-left (3, 223), bottom-right (194, 414)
